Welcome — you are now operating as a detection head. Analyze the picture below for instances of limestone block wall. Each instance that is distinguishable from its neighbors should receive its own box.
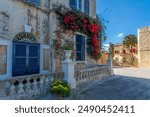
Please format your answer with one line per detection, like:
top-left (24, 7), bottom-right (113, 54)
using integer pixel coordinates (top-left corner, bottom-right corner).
top-left (0, 0), bottom-right (49, 44)
top-left (138, 27), bottom-right (150, 67)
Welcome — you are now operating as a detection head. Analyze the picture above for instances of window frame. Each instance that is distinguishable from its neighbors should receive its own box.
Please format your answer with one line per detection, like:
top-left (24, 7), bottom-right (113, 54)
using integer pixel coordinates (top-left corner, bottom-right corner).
top-left (70, 0), bottom-right (90, 14)
top-left (40, 44), bottom-right (50, 74)
top-left (0, 39), bottom-right (12, 80)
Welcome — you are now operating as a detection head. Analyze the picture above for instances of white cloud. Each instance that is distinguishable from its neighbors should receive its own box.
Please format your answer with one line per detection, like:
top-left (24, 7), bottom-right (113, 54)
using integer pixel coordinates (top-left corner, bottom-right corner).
top-left (103, 44), bottom-right (110, 47)
top-left (103, 44), bottom-right (109, 51)
top-left (118, 33), bottom-right (124, 38)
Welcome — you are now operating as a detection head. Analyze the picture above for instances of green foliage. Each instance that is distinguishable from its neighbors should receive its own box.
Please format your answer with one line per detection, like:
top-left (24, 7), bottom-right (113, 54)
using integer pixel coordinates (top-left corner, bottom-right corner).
top-left (55, 5), bottom-right (107, 59)
top-left (123, 34), bottom-right (137, 64)
top-left (123, 34), bottom-right (137, 48)
top-left (50, 80), bottom-right (71, 98)
top-left (63, 46), bottom-right (73, 50)
top-left (109, 43), bottom-right (114, 58)
top-left (122, 57), bottom-right (126, 63)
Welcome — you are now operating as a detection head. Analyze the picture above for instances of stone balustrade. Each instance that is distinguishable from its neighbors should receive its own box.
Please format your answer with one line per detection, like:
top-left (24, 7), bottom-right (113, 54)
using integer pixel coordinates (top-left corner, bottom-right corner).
top-left (0, 71), bottom-right (64, 99)
top-left (74, 65), bottom-right (111, 86)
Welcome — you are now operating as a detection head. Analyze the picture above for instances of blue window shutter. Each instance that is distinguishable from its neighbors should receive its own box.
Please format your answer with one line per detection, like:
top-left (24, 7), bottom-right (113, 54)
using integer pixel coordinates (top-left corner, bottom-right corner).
top-left (76, 35), bottom-right (85, 61)
top-left (70, 0), bottom-right (77, 9)
top-left (79, 0), bottom-right (82, 11)
top-left (13, 43), bottom-right (27, 76)
top-left (84, 0), bottom-right (89, 15)
top-left (81, 36), bottom-right (85, 61)
top-left (28, 44), bottom-right (40, 75)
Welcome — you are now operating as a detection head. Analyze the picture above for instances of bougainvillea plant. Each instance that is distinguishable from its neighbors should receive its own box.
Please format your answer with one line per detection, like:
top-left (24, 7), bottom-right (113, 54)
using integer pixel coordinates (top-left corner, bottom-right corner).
top-left (55, 5), bottom-right (104, 59)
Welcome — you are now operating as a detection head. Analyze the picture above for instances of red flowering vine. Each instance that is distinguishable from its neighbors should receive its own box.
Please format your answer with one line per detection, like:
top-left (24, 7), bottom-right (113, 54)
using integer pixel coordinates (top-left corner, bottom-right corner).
top-left (57, 9), bottom-right (101, 59)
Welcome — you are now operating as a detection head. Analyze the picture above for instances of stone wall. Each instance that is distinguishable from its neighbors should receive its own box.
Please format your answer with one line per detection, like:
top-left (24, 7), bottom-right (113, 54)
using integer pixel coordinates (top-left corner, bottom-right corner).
top-left (0, 0), bottom-right (49, 44)
top-left (113, 44), bottom-right (138, 66)
top-left (138, 27), bottom-right (150, 67)
top-left (0, 0), bottom-right (97, 76)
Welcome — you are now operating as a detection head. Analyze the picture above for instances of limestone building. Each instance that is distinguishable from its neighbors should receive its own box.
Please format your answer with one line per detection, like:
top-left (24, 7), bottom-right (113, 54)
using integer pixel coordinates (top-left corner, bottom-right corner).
top-left (0, 0), bottom-right (112, 99)
top-left (0, 0), bottom-right (97, 79)
top-left (138, 27), bottom-right (150, 67)
top-left (113, 43), bottom-right (138, 66)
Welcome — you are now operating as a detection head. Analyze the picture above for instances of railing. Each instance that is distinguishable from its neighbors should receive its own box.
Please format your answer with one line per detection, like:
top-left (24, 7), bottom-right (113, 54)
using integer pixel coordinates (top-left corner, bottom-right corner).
top-left (53, 71), bottom-right (64, 81)
top-left (0, 71), bottom-right (64, 99)
top-left (74, 65), bottom-right (111, 85)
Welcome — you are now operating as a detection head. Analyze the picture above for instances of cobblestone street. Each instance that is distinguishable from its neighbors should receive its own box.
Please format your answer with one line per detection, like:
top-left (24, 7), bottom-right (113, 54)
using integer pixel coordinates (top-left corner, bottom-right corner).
top-left (68, 67), bottom-right (150, 100)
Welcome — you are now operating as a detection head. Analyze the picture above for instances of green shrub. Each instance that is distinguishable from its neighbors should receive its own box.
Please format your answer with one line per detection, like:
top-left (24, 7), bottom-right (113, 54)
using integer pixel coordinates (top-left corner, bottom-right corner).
top-left (50, 80), bottom-right (71, 98)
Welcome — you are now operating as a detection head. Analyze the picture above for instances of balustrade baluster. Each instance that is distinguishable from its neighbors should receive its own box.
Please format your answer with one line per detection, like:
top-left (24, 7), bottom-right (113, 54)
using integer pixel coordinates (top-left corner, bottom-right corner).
top-left (39, 75), bottom-right (46, 94)
top-left (0, 80), bottom-right (7, 96)
top-left (9, 80), bottom-right (16, 96)
top-left (18, 80), bottom-right (24, 95)
top-left (45, 74), bottom-right (50, 91)
top-left (33, 76), bottom-right (39, 95)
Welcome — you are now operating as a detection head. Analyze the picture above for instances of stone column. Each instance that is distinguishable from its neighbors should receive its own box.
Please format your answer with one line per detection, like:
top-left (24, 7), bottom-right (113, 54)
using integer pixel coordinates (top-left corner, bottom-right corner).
top-left (107, 53), bottom-right (114, 76)
top-left (62, 50), bottom-right (76, 89)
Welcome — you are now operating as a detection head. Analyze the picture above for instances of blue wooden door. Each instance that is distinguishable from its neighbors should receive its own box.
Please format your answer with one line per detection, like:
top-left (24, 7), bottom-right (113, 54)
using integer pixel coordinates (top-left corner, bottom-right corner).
top-left (13, 42), bottom-right (40, 76)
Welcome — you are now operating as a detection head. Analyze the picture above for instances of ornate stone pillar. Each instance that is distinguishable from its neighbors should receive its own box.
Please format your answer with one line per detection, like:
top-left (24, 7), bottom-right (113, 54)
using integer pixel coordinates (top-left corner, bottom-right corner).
top-left (62, 50), bottom-right (76, 89)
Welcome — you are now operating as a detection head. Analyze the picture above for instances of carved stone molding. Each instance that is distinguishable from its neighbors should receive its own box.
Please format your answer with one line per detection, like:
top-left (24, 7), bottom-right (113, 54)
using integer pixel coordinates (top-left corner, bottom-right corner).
top-left (13, 32), bottom-right (37, 43)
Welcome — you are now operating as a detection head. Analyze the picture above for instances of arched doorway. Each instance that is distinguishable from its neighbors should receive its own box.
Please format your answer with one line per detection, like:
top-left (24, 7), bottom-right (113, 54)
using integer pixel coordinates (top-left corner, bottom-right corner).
top-left (12, 32), bottom-right (40, 76)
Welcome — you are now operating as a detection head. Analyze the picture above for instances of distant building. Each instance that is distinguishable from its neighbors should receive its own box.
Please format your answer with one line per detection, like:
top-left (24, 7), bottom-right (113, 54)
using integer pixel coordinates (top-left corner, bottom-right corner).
top-left (98, 51), bottom-right (108, 64)
top-left (113, 43), bottom-right (138, 66)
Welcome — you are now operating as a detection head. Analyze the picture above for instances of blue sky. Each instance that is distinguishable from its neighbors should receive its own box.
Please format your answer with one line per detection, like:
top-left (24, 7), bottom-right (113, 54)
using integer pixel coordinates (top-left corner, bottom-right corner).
top-left (97, 0), bottom-right (150, 48)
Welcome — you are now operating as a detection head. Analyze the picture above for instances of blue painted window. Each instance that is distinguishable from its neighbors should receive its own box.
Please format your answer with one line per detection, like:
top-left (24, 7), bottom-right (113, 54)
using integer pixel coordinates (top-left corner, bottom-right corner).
top-left (76, 35), bottom-right (85, 61)
top-left (24, 0), bottom-right (40, 6)
top-left (84, 0), bottom-right (89, 15)
top-left (79, 0), bottom-right (82, 11)
top-left (69, 0), bottom-right (77, 9)
top-left (70, 0), bottom-right (90, 14)
top-left (13, 42), bottom-right (40, 76)
top-left (70, 0), bottom-right (83, 11)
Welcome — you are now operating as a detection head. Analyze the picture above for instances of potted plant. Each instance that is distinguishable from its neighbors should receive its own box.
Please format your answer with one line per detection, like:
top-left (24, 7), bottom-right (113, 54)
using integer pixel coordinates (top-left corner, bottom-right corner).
top-left (62, 40), bottom-right (74, 62)
top-left (50, 80), bottom-right (71, 99)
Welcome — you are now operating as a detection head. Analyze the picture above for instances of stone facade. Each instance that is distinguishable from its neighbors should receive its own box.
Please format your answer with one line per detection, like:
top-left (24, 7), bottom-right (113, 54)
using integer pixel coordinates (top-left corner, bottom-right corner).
top-left (0, 0), bottom-right (97, 78)
top-left (0, 0), bottom-right (49, 44)
top-left (138, 27), bottom-right (150, 67)
top-left (0, 0), bottom-right (112, 99)
top-left (113, 43), bottom-right (138, 66)
top-left (98, 51), bottom-right (108, 64)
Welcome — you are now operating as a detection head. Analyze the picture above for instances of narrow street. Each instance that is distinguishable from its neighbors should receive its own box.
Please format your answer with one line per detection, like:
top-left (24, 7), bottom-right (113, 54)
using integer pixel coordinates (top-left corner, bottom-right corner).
top-left (68, 67), bottom-right (150, 100)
